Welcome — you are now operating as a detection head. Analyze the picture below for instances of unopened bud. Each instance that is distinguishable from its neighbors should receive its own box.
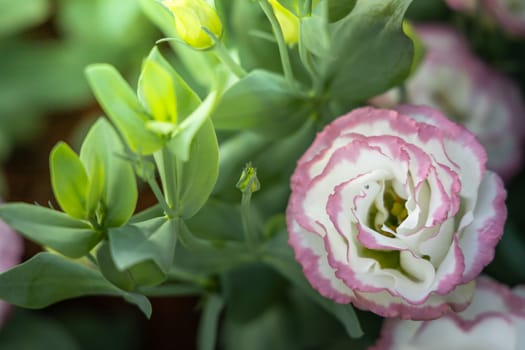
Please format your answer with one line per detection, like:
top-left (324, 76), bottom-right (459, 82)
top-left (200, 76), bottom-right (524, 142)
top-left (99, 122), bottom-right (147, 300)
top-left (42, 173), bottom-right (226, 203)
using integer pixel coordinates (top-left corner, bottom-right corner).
top-left (268, 0), bottom-right (300, 46)
top-left (236, 163), bottom-right (261, 194)
top-left (162, 0), bottom-right (223, 49)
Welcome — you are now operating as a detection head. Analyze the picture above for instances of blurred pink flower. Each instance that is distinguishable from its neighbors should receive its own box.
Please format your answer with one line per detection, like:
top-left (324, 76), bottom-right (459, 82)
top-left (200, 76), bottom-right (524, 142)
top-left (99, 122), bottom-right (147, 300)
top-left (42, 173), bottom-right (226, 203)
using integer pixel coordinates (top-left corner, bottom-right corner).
top-left (371, 276), bottom-right (525, 350)
top-left (286, 105), bottom-right (506, 320)
top-left (445, 0), bottom-right (525, 37)
top-left (487, 0), bottom-right (525, 36)
top-left (373, 25), bottom-right (525, 180)
top-left (0, 199), bottom-right (23, 328)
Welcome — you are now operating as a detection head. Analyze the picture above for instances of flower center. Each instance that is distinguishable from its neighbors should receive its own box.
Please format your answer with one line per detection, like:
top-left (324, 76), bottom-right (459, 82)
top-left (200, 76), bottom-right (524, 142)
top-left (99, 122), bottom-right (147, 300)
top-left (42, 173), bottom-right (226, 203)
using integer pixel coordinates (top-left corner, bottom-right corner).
top-left (368, 181), bottom-right (408, 237)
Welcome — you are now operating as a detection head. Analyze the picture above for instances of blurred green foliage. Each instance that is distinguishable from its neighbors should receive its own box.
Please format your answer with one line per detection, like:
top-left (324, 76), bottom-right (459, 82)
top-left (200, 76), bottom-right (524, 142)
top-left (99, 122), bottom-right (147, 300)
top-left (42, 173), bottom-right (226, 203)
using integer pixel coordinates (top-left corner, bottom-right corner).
top-left (0, 0), bottom-right (158, 193)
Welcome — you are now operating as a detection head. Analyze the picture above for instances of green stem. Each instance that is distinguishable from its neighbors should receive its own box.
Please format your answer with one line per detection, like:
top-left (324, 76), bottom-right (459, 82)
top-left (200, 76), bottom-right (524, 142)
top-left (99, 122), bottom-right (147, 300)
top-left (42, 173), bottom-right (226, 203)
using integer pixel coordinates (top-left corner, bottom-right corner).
top-left (240, 178), bottom-right (259, 249)
top-left (213, 41), bottom-right (247, 79)
top-left (147, 177), bottom-right (174, 218)
top-left (162, 147), bottom-right (178, 212)
top-left (202, 27), bottom-right (247, 79)
top-left (258, 0), bottom-right (296, 90)
top-left (299, 37), bottom-right (321, 94)
top-left (174, 158), bottom-right (184, 216)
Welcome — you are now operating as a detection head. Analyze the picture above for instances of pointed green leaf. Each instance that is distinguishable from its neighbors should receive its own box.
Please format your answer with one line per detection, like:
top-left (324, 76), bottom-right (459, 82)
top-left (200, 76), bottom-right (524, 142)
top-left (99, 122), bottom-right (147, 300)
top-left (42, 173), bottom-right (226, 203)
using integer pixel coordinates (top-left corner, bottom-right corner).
top-left (325, 0), bottom-right (357, 22)
top-left (146, 47), bottom-right (202, 118)
top-left (177, 118), bottom-right (219, 218)
top-left (0, 252), bottom-right (152, 318)
top-left (301, 0), bottom-right (414, 114)
top-left (108, 217), bottom-right (177, 274)
top-left (96, 241), bottom-right (136, 291)
top-left (138, 58), bottom-right (178, 124)
top-left (0, 203), bottom-right (100, 258)
top-left (326, 0), bottom-right (414, 110)
top-left (80, 118), bottom-right (138, 227)
top-left (168, 90), bottom-right (219, 162)
top-left (212, 70), bottom-right (311, 138)
top-left (85, 64), bottom-right (163, 154)
top-left (49, 142), bottom-right (89, 219)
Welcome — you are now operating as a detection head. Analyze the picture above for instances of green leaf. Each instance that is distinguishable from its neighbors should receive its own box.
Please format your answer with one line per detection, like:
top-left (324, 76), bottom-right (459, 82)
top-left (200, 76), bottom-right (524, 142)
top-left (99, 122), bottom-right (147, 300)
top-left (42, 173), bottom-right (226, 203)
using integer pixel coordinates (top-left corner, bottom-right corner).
top-left (108, 218), bottom-right (176, 275)
top-left (197, 294), bottom-right (224, 350)
top-left (185, 199), bottom-right (243, 242)
top-left (403, 20), bottom-right (426, 75)
top-left (168, 90), bottom-right (219, 162)
top-left (145, 47), bottom-right (202, 119)
top-left (85, 64), bottom-right (163, 154)
top-left (325, 0), bottom-right (357, 22)
top-left (254, 116), bottom-right (316, 179)
top-left (222, 263), bottom-right (286, 323)
top-left (174, 219), bottom-right (251, 275)
top-left (0, 252), bottom-right (152, 318)
top-left (79, 118), bottom-right (138, 227)
top-left (178, 118), bottom-right (219, 218)
top-left (302, 0), bottom-right (414, 113)
top-left (138, 58), bottom-right (178, 124)
top-left (212, 70), bottom-right (311, 138)
top-left (129, 204), bottom-right (164, 224)
top-left (49, 142), bottom-right (89, 219)
top-left (0, 203), bottom-right (100, 258)
top-left (98, 235), bottom-right (167, 290)
top-left (157, 115), bottom-right (219, 219)
top-left (263, 231), bottom-right (363, 338)
top-left (96, 241), bottom-right (136, 291)
top-left (327, 0), bottom-right (414, 110)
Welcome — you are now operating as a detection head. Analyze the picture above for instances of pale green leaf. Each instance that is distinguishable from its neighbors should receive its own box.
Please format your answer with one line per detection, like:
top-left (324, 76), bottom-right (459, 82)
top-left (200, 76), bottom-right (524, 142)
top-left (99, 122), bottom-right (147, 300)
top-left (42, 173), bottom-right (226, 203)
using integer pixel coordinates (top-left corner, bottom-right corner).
top-left (0, 203), bottom-right (100, 258)
top-left (85, 64), bottom-right (163, 154)
top-left (108, 217), bottom-right (176, 273)
top-left (79, 118), bottom-right (138, 227)
top-left (138, 58), bottom-right (178, 124)
top-left (49, 142), bottom-right (89, 219)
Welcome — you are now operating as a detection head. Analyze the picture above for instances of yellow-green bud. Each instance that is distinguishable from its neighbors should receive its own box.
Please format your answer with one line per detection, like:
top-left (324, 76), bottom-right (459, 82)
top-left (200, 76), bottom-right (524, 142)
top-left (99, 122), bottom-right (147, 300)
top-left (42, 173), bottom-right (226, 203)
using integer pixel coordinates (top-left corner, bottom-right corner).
top-left (162, 0), bottom-right (223, 50)
top-left (268, 0), bottom-right (300, 46)
top-left (236, 163), bottom-right (261, 194)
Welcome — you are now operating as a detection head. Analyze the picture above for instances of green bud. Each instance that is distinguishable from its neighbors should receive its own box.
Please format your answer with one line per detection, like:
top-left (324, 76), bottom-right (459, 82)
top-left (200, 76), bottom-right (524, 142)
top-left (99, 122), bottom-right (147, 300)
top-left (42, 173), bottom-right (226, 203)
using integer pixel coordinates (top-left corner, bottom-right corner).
top-left (268, 0), bottom-right (300, 46)
top-left (162, 0), bottom-right (223, 49)
top-left (236, 162), bottom-right (261, 194)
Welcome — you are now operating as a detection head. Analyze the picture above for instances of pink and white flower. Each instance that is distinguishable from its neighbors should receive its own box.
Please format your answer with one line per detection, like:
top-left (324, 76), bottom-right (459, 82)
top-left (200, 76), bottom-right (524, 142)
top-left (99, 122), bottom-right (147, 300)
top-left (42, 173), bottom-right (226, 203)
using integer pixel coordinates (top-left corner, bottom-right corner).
top-left (445, 0), bottom-right (525, 37)
top-left (373, 25), bottom-right (525, 180)
top-left (371, 276), bottom-right (525, 349)
top-left (286, 106), bottom-right (507, 320)
top-left (0, 199), bottom-right (23, 327)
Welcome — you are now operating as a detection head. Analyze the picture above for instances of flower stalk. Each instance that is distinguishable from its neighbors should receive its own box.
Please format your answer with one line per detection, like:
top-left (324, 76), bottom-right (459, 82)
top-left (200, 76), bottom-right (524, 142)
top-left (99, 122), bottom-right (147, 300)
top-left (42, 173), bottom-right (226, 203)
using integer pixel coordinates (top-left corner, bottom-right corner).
top-left (259, 0), bottom-right (296, 91)
top-left (236, 163), bottom-right (261, 249)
